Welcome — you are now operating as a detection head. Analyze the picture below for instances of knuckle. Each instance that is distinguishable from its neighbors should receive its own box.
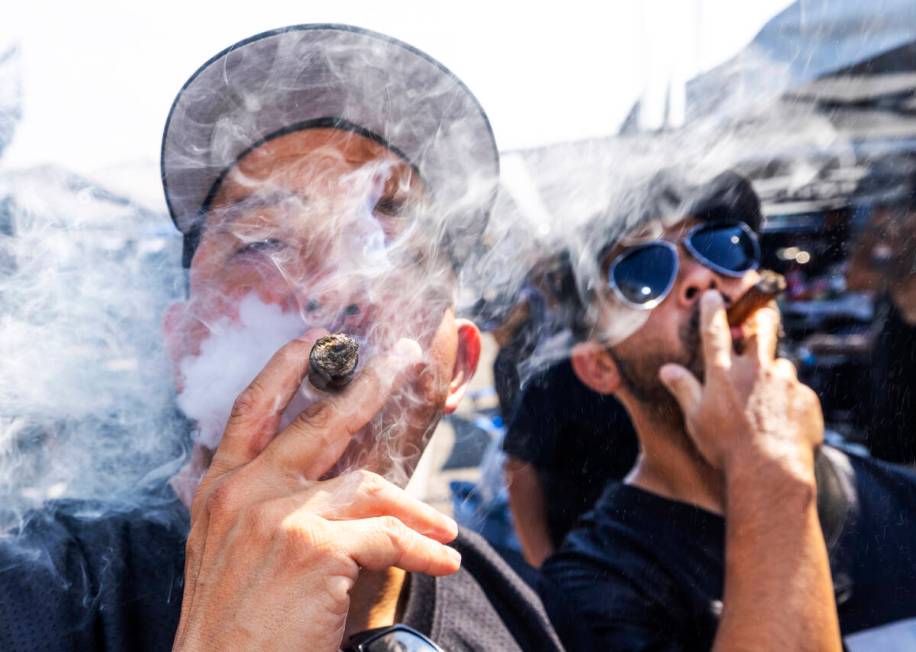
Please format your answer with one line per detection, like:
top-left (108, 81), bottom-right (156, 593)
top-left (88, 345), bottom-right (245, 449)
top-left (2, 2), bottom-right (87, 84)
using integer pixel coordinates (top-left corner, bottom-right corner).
top-left (207, 481), bottom-right (242, 520)
top-left (282, 518), bottom-right (350, 567)
top-left (357, 470), bottom-right (386, 498)
top-left (710, 356), bottom-right (730, 373)
top-left (379, 515), bottom-right (409, 548)
top-left (702, 322), bottom-right (720, 340)
top-left (297, 401), bottom-right (334, 432)
top-left (229, 381), bottom-right (266, 423)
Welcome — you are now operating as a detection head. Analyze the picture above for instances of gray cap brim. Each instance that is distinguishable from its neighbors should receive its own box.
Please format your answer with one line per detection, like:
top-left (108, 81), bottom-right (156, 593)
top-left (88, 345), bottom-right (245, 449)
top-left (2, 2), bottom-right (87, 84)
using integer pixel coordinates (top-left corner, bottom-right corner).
top-left (161, 24), bottom-right (499, 265)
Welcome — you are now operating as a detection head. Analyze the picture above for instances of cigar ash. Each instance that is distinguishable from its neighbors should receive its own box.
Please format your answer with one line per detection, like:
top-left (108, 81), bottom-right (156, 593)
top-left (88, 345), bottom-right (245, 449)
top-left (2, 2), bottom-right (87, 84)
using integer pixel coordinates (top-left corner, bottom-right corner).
top-left (309, 334), bottom-right (359, 391)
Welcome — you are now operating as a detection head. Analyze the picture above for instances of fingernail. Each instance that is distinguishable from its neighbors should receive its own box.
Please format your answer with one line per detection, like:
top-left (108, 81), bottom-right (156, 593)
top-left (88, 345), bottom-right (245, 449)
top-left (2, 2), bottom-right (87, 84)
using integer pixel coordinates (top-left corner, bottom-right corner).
top-left (659, 365), bottom-right (681, 383)
top-left (701, 290), bottom-right (722, 309)
top-left (447, 547), bottom-right (462, 565)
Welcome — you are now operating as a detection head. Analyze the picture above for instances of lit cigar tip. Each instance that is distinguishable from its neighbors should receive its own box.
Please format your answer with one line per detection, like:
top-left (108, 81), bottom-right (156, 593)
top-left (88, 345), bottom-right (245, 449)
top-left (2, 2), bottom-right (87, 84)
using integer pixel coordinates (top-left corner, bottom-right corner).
top-left (308, 333), bottom-right (359, 392)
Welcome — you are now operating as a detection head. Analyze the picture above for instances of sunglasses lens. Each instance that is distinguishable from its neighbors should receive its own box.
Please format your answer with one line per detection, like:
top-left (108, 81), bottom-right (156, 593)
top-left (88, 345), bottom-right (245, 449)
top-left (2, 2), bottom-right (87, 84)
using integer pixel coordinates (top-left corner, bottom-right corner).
top-left (689, 223), bottom-right (759, 273)
top-left (611, 244), bottom-right (677, 306)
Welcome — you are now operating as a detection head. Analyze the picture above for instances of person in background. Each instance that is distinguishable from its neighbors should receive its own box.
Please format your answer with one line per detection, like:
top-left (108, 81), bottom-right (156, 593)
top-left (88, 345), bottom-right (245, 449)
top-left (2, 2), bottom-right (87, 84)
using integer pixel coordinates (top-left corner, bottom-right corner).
top-left (847, 187), bottom-right (916, 466)
top-left (503, 358), bottom-right (638, 567)
top-left (492, 250), bottom-right (639, 568)
top-left (542, 171), bottom-right (916, 651)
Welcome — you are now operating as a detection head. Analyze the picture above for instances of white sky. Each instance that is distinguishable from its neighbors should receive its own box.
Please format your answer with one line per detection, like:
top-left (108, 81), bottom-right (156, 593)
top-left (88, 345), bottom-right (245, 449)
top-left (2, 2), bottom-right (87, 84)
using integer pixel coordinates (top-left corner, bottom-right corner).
top-left (1, 0), bottom-right (791, 197)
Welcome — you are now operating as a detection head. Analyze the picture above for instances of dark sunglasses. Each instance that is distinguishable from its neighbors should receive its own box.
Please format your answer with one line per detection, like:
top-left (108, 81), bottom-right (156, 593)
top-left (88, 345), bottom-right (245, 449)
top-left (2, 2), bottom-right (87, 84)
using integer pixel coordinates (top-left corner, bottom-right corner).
top-left (343, 624), bottom-right (443, 652)
top-left (606, 220), bottom-right (761, 309)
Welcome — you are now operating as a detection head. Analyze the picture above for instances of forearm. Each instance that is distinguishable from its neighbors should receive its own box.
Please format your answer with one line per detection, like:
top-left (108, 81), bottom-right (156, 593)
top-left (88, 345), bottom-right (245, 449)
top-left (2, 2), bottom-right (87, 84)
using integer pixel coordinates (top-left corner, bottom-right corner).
top-left (714, 458), bottom-right (841, 652)
top-left (505, 458), bottom-right (555, 567)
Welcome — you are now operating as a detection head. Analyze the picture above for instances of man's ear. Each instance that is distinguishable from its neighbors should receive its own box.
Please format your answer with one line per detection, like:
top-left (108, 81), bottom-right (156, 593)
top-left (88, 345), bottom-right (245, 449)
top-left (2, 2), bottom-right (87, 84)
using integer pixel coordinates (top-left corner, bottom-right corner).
top-left (443, 318), bottom-right (481, 414)
top-left (570, 341), bottom-right (622, 395)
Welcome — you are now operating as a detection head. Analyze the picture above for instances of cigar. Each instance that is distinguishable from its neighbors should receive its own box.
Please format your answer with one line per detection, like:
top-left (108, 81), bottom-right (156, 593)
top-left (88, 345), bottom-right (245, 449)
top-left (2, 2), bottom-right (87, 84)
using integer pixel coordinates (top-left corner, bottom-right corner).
top-left (726, 270), bottom-right (786, 327)
top-left (308, 334), bottom-right (359, 391)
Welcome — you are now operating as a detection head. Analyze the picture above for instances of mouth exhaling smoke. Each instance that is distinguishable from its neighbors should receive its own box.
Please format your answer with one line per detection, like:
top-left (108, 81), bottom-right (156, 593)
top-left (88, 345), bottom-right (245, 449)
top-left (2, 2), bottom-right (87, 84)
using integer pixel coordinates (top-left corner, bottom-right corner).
top-left (176, 293), bottom-right (307, 449)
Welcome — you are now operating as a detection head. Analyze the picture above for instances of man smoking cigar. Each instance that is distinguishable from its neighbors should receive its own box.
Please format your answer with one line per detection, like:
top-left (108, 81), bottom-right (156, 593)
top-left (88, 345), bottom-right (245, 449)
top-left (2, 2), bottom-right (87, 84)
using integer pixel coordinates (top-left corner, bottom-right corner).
top-left (540, 171), bottom-right (916, 651)
top-left (0, 25), bottom-right (561, 651)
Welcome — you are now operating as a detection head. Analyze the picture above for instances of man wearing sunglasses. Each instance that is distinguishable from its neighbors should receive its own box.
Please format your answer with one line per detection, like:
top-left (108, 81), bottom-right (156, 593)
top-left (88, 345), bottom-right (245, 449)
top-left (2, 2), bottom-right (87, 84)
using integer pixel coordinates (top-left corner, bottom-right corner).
top-left (541, 171), bottom-right (916, 651)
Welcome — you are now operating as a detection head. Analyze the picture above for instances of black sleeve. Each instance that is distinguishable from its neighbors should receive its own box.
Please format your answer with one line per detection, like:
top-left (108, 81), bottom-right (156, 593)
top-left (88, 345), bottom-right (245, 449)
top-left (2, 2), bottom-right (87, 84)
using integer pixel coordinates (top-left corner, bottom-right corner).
top-left (502, 373), bottom-right (558, 468)
top-left (0, 510), bottom-right (99, 651)
top-left (0, 500), bottom-right (186, 652)
top-left (540, 556), bottom-right (687, 652)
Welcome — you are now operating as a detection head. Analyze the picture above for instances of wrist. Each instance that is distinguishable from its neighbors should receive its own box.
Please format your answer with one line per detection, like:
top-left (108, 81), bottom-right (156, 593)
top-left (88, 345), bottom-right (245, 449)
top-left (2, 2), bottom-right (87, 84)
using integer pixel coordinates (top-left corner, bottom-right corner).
top-left (722, 446), bottom-right (817, 510)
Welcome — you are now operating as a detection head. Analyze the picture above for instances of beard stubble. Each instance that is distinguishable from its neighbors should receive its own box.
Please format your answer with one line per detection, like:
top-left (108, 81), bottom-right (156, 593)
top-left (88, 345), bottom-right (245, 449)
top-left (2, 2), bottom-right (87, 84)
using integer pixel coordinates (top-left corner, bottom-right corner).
top-left (608, 304), bottom-right (704, 425)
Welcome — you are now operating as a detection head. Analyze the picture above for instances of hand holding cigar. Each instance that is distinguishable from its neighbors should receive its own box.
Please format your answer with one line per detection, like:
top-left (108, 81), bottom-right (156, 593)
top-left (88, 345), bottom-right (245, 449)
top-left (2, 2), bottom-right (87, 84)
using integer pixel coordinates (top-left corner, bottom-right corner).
top-left (727, 270), bottom-right (786, 327)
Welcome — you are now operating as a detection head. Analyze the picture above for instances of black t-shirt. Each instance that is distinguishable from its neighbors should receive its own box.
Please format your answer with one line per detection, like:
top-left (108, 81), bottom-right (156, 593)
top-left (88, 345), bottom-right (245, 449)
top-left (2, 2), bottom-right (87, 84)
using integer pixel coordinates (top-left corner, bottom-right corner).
top-left (867, 298), bottom-right (916, 465)
top-left (541, 448), bottom-right (916, 651)
top-left (0, 492), bottom-right (562, 652)
top-left (503, 360), bottom-right (638, 544)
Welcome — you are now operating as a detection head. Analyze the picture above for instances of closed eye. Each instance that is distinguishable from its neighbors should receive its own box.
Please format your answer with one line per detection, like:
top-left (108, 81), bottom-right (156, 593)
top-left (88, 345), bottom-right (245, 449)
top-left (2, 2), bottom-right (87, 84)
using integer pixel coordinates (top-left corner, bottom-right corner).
top-left (235, 238), bottom-right (286, 257)
top-left (373, 196), bottom-right (408, 217)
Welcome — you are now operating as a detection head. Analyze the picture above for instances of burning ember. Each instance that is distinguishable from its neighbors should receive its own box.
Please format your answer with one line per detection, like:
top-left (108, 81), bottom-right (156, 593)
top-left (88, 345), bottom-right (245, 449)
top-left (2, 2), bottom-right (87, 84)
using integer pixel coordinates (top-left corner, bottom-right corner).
top-left (309, 334), bottom-right (360, 391)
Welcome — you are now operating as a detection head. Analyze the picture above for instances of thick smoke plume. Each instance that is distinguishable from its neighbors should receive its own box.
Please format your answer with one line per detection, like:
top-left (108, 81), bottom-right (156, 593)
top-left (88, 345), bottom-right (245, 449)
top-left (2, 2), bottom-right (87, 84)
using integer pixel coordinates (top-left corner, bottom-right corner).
top-left (0, 166), bottom-right (186, 529)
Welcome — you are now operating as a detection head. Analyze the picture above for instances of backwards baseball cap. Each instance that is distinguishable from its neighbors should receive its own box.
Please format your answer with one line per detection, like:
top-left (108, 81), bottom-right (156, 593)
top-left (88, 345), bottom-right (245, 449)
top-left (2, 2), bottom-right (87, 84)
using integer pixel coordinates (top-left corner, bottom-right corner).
top-left (161, 24), bottom-right (499, 268)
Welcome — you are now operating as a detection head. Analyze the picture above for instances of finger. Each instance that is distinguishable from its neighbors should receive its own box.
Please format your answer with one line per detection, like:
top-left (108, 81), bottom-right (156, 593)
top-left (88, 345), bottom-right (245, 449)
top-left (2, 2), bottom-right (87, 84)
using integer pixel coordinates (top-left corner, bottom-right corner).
top-left (262, 338), bottom-right (423, 479)
top-left (339, 516), bottom-right (462, 576)
top-left (306, 471), bottom-right (458, 543)
top-left (211, 329), bottom-right (328, 473)
top-left (700, 290), bottom-right (732, 378)
top-left (741, 305), bottom-right (780, 365)
top-left (659, 363), bottom-right (703, 414)
top-left (772, 357), bottom-right (798, 380)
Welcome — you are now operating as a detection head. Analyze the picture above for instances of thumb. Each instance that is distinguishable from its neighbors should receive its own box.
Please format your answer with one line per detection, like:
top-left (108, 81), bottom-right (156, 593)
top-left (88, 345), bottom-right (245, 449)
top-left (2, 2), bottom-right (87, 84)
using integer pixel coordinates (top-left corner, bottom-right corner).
top-left (659, 364), bottom-right (702, 414)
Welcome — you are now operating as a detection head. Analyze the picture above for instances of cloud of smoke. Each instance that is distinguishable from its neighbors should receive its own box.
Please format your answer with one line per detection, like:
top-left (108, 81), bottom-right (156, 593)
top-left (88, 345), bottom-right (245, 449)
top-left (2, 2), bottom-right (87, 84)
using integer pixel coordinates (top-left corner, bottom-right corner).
top-left (176, 294), bottom-right (306, 449)
top-left (0, 166), bottom-right (186, 529)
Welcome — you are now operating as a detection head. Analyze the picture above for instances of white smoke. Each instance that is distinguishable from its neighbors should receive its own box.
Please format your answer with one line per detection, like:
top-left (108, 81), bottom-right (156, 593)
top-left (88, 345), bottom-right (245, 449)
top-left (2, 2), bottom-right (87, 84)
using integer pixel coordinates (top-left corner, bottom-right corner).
top-left (0, 166), bottom-right (186, 527)
top-left (176, 293), bottom-right (307, 449)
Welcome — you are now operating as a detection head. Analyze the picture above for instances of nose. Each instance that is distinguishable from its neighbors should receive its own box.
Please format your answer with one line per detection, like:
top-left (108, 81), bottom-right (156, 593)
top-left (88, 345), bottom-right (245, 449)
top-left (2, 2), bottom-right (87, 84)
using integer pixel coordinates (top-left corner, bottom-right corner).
top-left (674, 251), bottom-right (741, 309)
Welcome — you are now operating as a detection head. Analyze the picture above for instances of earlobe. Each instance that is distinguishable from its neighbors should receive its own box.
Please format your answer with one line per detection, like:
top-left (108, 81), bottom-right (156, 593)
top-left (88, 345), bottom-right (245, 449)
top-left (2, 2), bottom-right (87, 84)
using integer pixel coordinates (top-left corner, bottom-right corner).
top-left (443, 319), bottom-right (481, 414)
top-left (570, 341), bottom-right (621, 395)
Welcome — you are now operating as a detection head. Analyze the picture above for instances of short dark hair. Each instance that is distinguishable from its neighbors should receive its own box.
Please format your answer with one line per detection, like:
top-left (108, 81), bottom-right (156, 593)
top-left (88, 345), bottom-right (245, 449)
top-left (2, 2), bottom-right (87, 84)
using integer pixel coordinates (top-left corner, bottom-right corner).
top-left (586, 168), bottom-right (761, 265)
top-left (684, 170), bottom-right (762, 233)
